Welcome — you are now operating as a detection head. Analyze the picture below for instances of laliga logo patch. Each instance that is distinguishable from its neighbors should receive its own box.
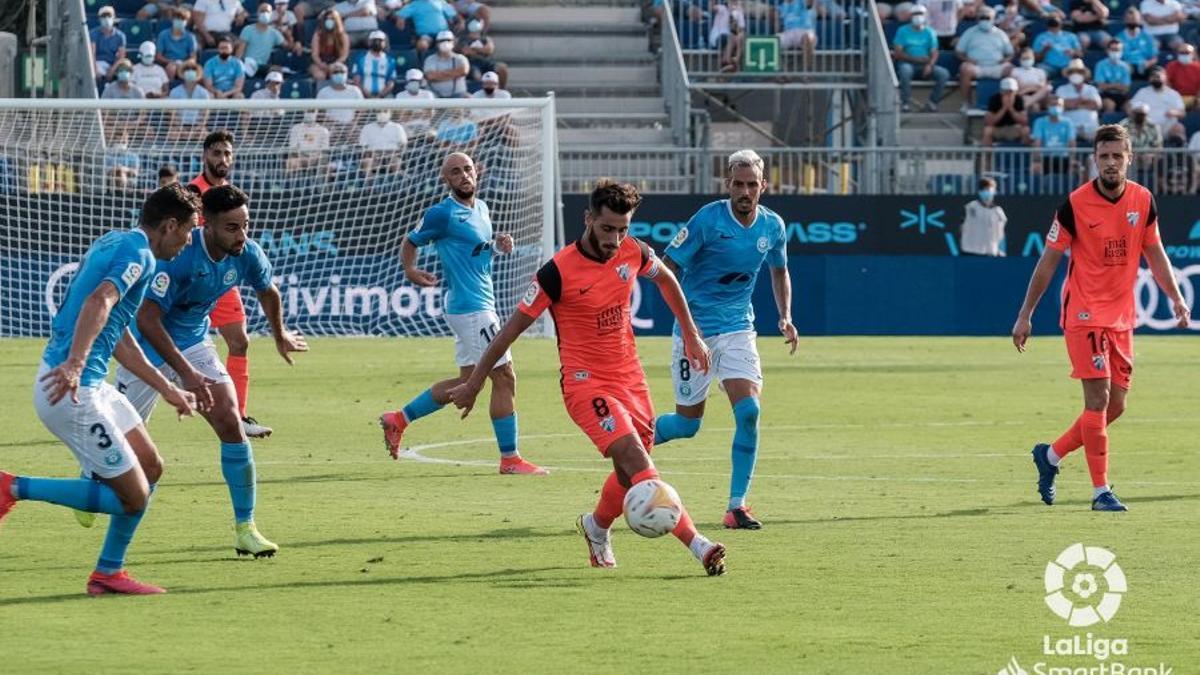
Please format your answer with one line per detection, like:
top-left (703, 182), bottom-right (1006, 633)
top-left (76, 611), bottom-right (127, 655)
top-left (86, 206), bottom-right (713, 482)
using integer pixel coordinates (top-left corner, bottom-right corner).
top-left (522, 281), bottom-right (539, 306)
top-left (1047, 222), bottom-right (1061, 243)
top-left (223, 269), bottom-right (238, 286)
top-left (599, 415), bottom-right (617, 433)
top-left (1126, 211), bottom-right (1140, 227)
top-left (151, 272), bottom-right (170, 297)
top-left (1092, 354), bottom-right (1105, 371)
top-left (1044, 543), bottom-right (1126, 626)
top-left (669, 226), bottom-right (688, 248)
top-left (121, 262), bottom-right (143, 286)
top-left (615, 263), bottom-right (631, 282)
top-left (757, 236), bottom-right (769, 253)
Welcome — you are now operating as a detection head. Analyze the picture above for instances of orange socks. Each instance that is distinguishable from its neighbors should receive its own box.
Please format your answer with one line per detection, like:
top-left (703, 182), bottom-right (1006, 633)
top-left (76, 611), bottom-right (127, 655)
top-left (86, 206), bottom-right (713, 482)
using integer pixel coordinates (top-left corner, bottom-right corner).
top-left (1051, 417), bottom-right (1084, 459)
top-left (226, 355), bottom-right (249, 418)
top-left (1079, 409), bottom-right (1109, 488)
top-left (592, 472), bottom-right (627, 530)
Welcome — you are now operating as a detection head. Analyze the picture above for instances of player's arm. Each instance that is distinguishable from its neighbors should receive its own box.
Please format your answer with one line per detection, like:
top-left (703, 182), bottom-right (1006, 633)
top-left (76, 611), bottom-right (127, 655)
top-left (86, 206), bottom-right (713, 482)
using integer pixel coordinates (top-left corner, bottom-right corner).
top-left (1012, 245), bottom-right (1064, 352)
top-left (447, 309), bottom-right (535, 417)
top-left (256, 285), bottom-right (309, 363)
top-left (400, 236), bottom-right (437, 285)
top-left (113, 329), bottom-right (197, 418)
top-left (648, 256), bottom-right (711, 374)
top-left (40, 281), bottom-right (121, 405)
top-left (1142, 237), bottom-right (1191, 329)
top-left (767, 225), bottom-right (798, 354)
top-left (136, 301), bottom-right (216, 412)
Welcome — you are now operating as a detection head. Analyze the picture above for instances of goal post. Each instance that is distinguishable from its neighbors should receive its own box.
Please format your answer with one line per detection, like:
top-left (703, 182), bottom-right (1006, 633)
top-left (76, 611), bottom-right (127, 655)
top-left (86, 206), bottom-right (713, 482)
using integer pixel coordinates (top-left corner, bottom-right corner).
top-left (0, 96), bottom-right (561, 338)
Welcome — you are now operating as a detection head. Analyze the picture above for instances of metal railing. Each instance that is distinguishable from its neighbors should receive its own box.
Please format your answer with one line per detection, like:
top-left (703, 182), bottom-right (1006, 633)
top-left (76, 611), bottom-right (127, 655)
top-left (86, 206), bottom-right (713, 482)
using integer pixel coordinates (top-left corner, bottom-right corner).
top-left (560, 146), bottom-right (1200, 195)
top-left (660, 3), bottom-right (693, 146)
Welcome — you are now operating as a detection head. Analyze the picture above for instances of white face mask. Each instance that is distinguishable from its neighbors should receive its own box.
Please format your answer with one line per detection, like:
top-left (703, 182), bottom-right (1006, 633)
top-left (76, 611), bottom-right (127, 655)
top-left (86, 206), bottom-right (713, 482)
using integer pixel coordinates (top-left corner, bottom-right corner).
top-left (1020, 58), bottom-right (1034, 68)
top-left (376, 112), bottom-right (390, 124)
top-left (437, 41), bottom-right (452, 54)
top-left (912, 14), bottom-right (926, 26)
top-left (303, 112), bottom-right (318, 123)
top-left (1068, 73), bottom-right (1084, 85)
top-left (406, 81), bottom-right (420, 93)
top-left (1180, 54), bottom-right (1194, 65)
top-left (977, 19), bottom-right (993, 30)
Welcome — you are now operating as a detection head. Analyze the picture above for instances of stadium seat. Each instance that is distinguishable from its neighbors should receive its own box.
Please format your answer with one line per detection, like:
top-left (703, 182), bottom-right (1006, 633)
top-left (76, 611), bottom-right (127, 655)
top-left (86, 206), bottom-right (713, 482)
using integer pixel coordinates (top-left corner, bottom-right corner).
top-left (392, 48), bottom-right (420, 71)
top-left (1083, 51), bottom-right (1105, 71)
top-left (975, 77), bottom-right (1000, 109)
top-left (113, 0), bottom-right (144, 16)
top-left (1101, 111), bottom-right (1124, 125)
top-left (122, 20), bottom-right (156, 44)
top-left (1184, 110), bottom-right (1200, 138)
top-left (929, 173), bottom-right (972, 195)
top-left (991, 151), bottom-right (1033, 195)
top-left (937, 50), bottom-right (961, 80)
top-left (817, 19), bottom-right (844, 49)
top-left (244, 77), bottom-right (264, 97)
top-left (882, 19), bottom-right (899, 45)
top-left (381, 21), bottom-right (416, 49)
top-left (281, 78), bottom-right (315, 98)
top-left (83, 0), bottom-right (104, 14)
top-left (270, 49), bottom-right (310, 74)
top-left (199, 48), bottom-right (218, 66)
top-left (676, 19), bottom-right (708, 50)
top-left (954, 20), bottom-right (977, 37)
top-left (299, 18), bottom-right (317, 43)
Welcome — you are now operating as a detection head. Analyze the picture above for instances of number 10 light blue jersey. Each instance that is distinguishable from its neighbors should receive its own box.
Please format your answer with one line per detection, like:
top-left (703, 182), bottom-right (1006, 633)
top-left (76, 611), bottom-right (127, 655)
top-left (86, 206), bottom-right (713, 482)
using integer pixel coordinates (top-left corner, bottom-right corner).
top-left (408, 195), bottom-right (497, 315)
top-left (664, 200), bottom-right (787, 337)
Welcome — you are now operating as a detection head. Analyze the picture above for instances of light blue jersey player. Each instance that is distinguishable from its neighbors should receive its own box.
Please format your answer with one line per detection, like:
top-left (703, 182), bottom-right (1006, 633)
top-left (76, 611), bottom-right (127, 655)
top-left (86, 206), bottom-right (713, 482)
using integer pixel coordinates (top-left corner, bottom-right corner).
top-left (0, 184), bottom-right (199, 595)
top-left (115, 185), bottom-right (308, 558)
top-left (379, 152), bottom-right (546, 475)
top-left (653, 149), bottom-right (799, 530)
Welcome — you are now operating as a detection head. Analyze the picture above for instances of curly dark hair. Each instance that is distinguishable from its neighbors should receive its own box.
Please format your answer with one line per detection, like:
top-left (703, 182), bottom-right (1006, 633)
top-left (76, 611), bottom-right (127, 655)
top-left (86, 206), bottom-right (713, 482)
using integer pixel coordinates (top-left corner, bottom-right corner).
top-left (141, 182), bottom-right (201, 229)
top-left (201, 184), bottom-right (250, 219)
top-left (588, 178), bottom-right (642, 216)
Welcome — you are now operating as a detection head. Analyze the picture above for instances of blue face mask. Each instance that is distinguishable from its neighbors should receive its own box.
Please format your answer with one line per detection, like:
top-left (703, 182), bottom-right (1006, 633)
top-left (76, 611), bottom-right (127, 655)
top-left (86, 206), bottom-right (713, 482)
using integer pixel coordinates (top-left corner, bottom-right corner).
top-left (978, 190), bottom-right (995, 202)
top-left (100, 16), bottom-right (114, 28)
top-left (331, 72), bottom-right (346, 85)
top-left (116, 70), bottom-right (131, 82)
top-left (1048, 105), bottom-right (1063, 116)
top-left (258, 12), bottom-right (271, 23)
top-left (173, 18), bottom-right (186, 30)
top-left (324, 18), bottom-right (335, 30)
top-left (184, 70), bottom-right (198, 82)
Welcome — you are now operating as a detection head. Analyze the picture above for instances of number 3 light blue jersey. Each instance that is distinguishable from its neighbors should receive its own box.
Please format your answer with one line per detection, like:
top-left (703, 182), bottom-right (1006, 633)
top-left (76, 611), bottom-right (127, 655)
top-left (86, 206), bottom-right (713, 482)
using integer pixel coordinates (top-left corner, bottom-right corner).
top-left (664, 200), bottom-right (787, 337)
top-left (43, 229), bottom-right (157, 386)
top-left (408, 196), bottom-right (496, 315)
top-left (137, 228), bottom-right (273, 365)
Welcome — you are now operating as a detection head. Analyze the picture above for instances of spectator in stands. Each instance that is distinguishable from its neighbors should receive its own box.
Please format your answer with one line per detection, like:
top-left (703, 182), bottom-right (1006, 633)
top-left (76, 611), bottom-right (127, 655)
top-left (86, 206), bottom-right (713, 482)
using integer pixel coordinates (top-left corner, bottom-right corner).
top-left (1056, 58), bottom-right (1102, 141)
top-left (449, 0), bottom-right (491, 30)
top-left (316, 62), bottom-right (364, 136)
top-left (250, 69), bottom-right (286, 108)
top-left (158, 165), bottom-right (178, 187)
top-left (393, 0), bottom-right (460, 56)
top-left (1130, 66), bottom-right (1187, 138)
top-left (169, 61), bottom-right (211, 138)
top-left (244, 70), bottom-right (286, 140)
top-left (272, 0), bottom-right (302, 53)
top-left (1187, 126), bottom-right (1200, 190)
top-left (156, 8), bottom-right (200, 80)
top-left (192, 0), bottom-right (247, 48)
top-left (1031, 95), bottom-right (1077, 175)
top-left (709, 0), bottom-right (747, 73)
top-left (138, 0), bottom-right (181, 20)
top-left (1140, 0), bottom-right (1186, 49)
top-left (472, 70), bottom-right (510, 99)
top-left (777, 0), bottom-right (817, 67)
top-left (91, 6), bottom-right (127, 81)
top-left (1120, 101), bottom-right (1165, 171)
top-left (1069, 0), bottom-right (1110, 50)
top-left (204, 37), bottom-right (246, 98)
top-left (956, 7), bottom-right (1014, 112)
top-left (310, 8), bottom-right (351, 81)
top-left (435, 107), bottom-right (478, 149)
top-left (287, 110), bottom-right (332, 173)
top-left (459, 19), bottom-right (508, 88)
top-left (425, 31), bottom-right (470, 98)
top-left (959, 178), bottom-right (1007, 256)
top-left (133, 42), bottom-right (169, 98)
top-left (104, 131), bottom-right (141, 192)
top-left (101, 59), bottom-right (145, 99)
top-left (359, 110), bottom-right (407, 179)
top-left (893, 6), bottom-right (949, 113)
top-left (1165, 43), bottom-right (1200, 107)
top-left (1094, 41), bottom-right (1133, 112)
top-left (296, 0), bottom-right (336, 24)
top-left (238, 3), bottom-right (286, 78)
top-left (354, 30), bottom-right (398, 97)
top-left (395, 68), bottom-right (436, 135)
top-left (1031, 16), bottom-right (1082, 77)
top-left (982, 77), bottom-right (1031, 146)
top-left (995, 0), bottom-right (1030, 50)
top-left (335, 0), bottom-right (379, 47)
top-left (918, 0), bottom-right (963, 51)
top-left (1012, 47), bottom-right (1052, 111)
top-left (1117, 9), bottom-right (1159, 77)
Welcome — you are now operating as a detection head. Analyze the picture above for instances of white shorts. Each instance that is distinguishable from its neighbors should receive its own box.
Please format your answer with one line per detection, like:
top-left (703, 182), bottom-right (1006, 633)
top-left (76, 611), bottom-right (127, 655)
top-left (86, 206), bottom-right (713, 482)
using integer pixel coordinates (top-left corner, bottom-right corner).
top-left (975, 64), bottom-right (1008, 79)
top-left (444, 310), bottom-right (512, 369)
top-left (670, 330), bottom-right (763, 406)
top-left (33, 362), bottom-right (143, 480)
top-left (779, 28), bottom-right (816, 49)
top-left (115, 339), bottom-right (232, 422)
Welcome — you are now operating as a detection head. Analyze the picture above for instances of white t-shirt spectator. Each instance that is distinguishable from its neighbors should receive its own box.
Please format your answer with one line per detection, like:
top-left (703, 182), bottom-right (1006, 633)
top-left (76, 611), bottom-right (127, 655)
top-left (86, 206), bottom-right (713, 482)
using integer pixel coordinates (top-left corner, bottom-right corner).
top-left (709, 3), bottom-right (746, 49)
top-left (395, 87), bottom-right (436, 101)
top-left (194, 0), bottom-right (243, 33)
top-left (249, 86), bottom-right (285, 116)
top-left (1130, 84), bottom-right (1186, 131)
top-left (132, 63), bottom-right (169, 95)
top-left (289, 121), bottom-right (331, 152)
top-left (472, 88), bottom-right (511, 99)
top-left (359, 120), bottom-right (408, 151)
top-left (335, 0), bottom-right (379, 33)
top-left (1055, 83), bottom-right (1102, 130)
top-left (1140, 0), bottom-right (1183, 36)
top-left (316, 82), bottom-right (365, 124)
top-left (960, 199), bottom-right (1008, 256)
top-left (1011, 64), bottom-right (1047, 92)
top-left (919, 0), bottom-right (964, 38)
top-left (101, 82), bottom-right (146, 99)
top-left (423, 53), bottom-right (469, 97)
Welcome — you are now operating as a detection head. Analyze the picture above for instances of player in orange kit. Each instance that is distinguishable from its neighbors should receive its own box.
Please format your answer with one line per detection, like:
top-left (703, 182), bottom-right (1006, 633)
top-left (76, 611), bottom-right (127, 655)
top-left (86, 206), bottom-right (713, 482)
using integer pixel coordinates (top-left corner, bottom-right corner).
top-left (1013, 124), bottom-right (1191, 511)
top-left (448, 179), bottom-right (728, 575)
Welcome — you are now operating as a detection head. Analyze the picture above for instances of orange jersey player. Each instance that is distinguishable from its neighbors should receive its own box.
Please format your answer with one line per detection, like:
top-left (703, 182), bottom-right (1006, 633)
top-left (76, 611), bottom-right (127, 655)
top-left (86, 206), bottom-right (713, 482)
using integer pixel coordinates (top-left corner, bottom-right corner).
top-left (1013, 123), bottom-right (1191, 512)
top-left (189, 130), bottom-right (272, 439)
top-left (448, 179), bottom-right (728, 576)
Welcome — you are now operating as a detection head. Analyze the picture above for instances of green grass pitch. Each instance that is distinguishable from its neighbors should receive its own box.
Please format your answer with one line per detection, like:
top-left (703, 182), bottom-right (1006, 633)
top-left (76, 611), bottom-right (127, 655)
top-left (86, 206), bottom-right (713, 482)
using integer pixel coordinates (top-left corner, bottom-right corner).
top-left (0, 336), bottom-right (1196, 673)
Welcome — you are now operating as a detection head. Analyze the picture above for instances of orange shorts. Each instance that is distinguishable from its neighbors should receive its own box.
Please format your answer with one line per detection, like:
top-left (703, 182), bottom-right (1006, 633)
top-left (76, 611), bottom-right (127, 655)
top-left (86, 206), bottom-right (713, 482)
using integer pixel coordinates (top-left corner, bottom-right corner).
top-left (562, 378), bottom-right (656, 456)
top-left (208, 288), bottom-right (246, 328)
top-left (1064, 327), bottom-right (1133, 389)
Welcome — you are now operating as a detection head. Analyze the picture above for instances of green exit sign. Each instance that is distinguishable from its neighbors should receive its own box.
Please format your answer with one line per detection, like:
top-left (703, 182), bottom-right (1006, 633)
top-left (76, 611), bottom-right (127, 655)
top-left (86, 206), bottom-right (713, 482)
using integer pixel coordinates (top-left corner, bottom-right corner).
top-left (744, 36), bottom-right (779, 73)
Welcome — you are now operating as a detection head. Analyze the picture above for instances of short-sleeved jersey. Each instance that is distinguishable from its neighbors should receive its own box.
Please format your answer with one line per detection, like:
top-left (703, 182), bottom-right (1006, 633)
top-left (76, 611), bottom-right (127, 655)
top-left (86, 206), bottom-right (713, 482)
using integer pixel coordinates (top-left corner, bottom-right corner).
top-left (408, 196), bottom-right (496, 315)
top-left (663, 200), bottom-right (787, 337)
top-left (1047, 179), bottom-right (1160, 331)
top-left (136, 227), bottom-right (273, 364)
top-left (518, 237), bottom-right (661, 383)
top-left (43, 229), bottom-right (156, 386)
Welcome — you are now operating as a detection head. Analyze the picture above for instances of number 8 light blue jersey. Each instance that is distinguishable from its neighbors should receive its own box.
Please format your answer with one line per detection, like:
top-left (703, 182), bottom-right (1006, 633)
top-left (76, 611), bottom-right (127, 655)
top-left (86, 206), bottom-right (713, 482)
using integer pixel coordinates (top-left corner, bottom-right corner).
top-left (664, 200), bottom-right (787, 337)
top-left (42, 229), bottom-right (157, 386)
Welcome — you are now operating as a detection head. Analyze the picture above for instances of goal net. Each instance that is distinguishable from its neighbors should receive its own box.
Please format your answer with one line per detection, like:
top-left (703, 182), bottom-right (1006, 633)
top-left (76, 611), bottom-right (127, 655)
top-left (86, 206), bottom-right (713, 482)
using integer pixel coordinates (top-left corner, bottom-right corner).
top-left (0, 97), bottom-right (560, 338)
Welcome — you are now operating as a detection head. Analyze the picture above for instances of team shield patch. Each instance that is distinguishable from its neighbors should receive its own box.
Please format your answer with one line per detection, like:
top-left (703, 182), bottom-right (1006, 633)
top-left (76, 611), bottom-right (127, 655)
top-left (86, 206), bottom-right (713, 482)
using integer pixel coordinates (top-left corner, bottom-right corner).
top-left (1126, 211), bottom-right (1140, 227)
top-left (615, 263), bottom-right (631, 282)
top-left (599, 416), bottom-right (617, 433)
top-left (223, 269), bottom-right (238, 286)
top-left (1092, 354), bottom-right (1106, 371)
top-left (757, 236), bottom-right (769, 253)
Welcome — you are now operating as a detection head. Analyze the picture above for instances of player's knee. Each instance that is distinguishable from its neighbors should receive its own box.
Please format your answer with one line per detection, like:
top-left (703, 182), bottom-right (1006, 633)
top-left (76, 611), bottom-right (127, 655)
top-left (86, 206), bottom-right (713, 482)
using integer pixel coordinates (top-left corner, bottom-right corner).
top-left (142, 453), bottom-right (164, 485)
top-left (212, 406), bottom-right (245, 440)
top-left (677, 414), bottom-right (702, 439)
top-left (1107, 397), bottom-right (1126, 421)
top-left (732, 397), bottom-right (760, 441)
top-left (489, 364), bottom-right (516, 391)
top-left (121, 486), bottom-right (150, 514)
top-left (223, 329), bottom-right (249, 355)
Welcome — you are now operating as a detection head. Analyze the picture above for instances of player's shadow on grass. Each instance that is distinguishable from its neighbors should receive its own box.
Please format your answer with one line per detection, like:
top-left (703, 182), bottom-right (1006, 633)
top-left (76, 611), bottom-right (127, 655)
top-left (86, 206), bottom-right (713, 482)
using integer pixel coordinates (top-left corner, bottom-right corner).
top-left (1005, 492), bottom-right (1200, 508)
top-left (0, 439), bottom-right (59, 449)
top-left (144, 526), bottom-right (571, 557)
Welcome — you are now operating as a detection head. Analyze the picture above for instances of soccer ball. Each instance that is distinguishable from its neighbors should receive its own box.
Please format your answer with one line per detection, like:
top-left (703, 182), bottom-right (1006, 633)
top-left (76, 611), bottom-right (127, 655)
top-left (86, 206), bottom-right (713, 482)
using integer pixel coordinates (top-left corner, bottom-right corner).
top-left (622, 479), bottom-right (682, 538)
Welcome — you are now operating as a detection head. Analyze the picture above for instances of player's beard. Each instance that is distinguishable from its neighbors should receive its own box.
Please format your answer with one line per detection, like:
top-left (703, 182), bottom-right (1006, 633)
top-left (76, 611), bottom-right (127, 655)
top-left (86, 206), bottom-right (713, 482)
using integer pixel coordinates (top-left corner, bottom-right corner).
top-left (452, 184), bottom-right (475, 200)
top-left (206, 160), bottom-right (230, 179)
top-left (1099, 172), bottom-right (1125, 192)
top-left (733, 197), bottom-right (755, 218)
top-left (586, 228), bottom-right (617, 260)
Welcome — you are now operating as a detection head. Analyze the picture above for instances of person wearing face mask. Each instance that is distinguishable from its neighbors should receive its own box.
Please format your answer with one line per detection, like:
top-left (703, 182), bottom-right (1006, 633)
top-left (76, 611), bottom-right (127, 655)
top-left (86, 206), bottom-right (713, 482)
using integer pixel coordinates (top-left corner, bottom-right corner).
top-left (1069, 0), bottom-right (1111, 50)
top-left (1165, 44), bottom-right (1200, 105)
top-left (393, 0), bottom-right (461, 56)
top-left (247, 70), bottom-right (287, 127)
top-left (1129, 66), bottom-right (1187, 139)
top-left (995, 0), bottom-right (1030, 50)
top-left (1032, 95), bottom-right (1078, 176)
top-left (1012, 47), bottom-right (1051, 110)
top-left (1031, 16), bottom-right (1082, 77)
top-left (471, 70), bottom-right (510, 100)
top-left (192, 0), bottom-right (248, 48)
top-left (104, 131), bottom-right (142, 192)
top-left (1094, 43), bottom-right (1132, 112)
top-left (102, 59), bottom-right (146, 100)
top-left (272, 0), bottom-right (302, 53)
top-left (892, 6), bottom-right (949, 112)
top-left (916, 0), bottom-right (964, 51)
top-left (203, 37), bottom-right (246, 99)
top-left (424, 31), bottom-right (470, 98)
top-left (450, 0), bottom-right (490, 28)
top-left (316, 62), bottom-right (364, 132)
top-left (90, 6), bottom-right (127, 81)
top-left (132, 41), bottom-right (169, 98)
top-left (334, 0), bottom-right (380, 47)
top-left (287, 111), bottom-right (332, 173)
top-left (1116, 9), bottom-right (1159, 76)
top-left (309, 9), bottom-right (350, 80)
top-left (955, 7), bottom-right (1014, 113)
top-left (353, 30), bottom-right (397, 97)
top-left (394, 69), bottom-right (436, 134)
top-left (358, 110), bottom-right (408, 179)
top-left (156, 8), bottom-right (199, 81)
top-left (1139, 0), bottom-right (1186, 48)
top-left (959, 178), bottom-right (1008, 256)
top-left (1055, 59), bottom-right (1101, 142)
top-left (458, 19), bottom-right (508, 87)
top-left (168, 62), bottom-right (211, 138)
top-left (237, 2), bottom-right (286, 78)
top-left (982, 77), bottom-right (1031, 147)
